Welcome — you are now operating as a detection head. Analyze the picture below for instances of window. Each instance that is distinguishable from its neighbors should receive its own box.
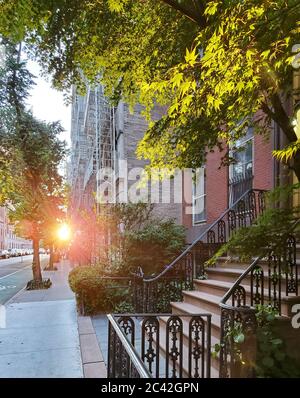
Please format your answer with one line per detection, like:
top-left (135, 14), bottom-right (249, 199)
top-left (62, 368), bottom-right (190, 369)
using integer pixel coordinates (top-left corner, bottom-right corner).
top-left (230, 138), bottom-right (253, 180)
top-left (229, 128), bottom-right (254, 205)
top-left (193, 167), bottom-right (206, 224)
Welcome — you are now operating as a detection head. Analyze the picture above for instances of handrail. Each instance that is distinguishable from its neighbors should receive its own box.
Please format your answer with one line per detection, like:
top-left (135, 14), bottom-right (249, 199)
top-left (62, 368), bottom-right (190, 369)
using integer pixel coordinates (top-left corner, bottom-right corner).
top-left (220, 217), bottom-right (300, 310)
top-left (219, 217), bottom-right (300, 378)
top-left (107, 314), bottom-right (152, 378)
top-left (144, 189), bottom-right (266, 283)
top-left (220, 256), bottom-right (262, 310)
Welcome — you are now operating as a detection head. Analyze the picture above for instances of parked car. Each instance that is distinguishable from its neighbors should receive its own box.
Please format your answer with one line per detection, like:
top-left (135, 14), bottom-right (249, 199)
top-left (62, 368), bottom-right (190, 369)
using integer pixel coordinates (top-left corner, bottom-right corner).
top-left (8, 248), bottom-right (19, 257)
top-left (0, 250), bottom-right (10, 259)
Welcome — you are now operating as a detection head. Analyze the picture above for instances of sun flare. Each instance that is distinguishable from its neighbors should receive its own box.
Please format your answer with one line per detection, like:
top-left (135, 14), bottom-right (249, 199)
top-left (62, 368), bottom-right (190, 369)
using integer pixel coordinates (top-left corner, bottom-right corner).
top-left (57, 223), bottom-right (71, 241)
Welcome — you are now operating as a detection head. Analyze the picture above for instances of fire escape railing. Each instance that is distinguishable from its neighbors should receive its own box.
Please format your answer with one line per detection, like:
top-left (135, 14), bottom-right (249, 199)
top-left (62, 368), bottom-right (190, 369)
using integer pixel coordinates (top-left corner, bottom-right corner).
top-left (107, 313), bottom-right (212, 378)
top-left (219, 218), bottom-right (300, 378)
top-left (133, 189), bottom-right (267, 313)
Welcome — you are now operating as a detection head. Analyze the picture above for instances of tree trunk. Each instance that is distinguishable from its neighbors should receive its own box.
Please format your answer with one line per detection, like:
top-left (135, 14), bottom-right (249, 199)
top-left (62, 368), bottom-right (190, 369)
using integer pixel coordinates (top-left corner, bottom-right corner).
top-left (264, 94), bottom-right (300, 182)
top-left (292, 151), bottom-right (300, 182)
top-left (32, 237), bottom-right (42, 282)
top-left (48, 245), bottom-right (54, 270)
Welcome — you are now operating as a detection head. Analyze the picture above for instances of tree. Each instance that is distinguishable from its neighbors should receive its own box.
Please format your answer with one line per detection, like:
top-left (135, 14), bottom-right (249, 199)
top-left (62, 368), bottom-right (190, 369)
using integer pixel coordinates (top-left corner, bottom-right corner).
top-left (0, 39), bottom-right (67, 283)
top-left (7, 115), bottom-right (67, 282)
top-left (70, 202), bottom-right (185, 276)
top-left (1, 1), bottom-right (300, 177)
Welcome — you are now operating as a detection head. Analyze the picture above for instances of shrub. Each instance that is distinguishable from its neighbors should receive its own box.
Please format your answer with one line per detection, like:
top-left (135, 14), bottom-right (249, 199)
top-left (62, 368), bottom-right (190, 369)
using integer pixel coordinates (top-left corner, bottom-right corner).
top-left (124, 219), bottom-right (186, 276)
top-left (68, 265), bottom-right (133, 315)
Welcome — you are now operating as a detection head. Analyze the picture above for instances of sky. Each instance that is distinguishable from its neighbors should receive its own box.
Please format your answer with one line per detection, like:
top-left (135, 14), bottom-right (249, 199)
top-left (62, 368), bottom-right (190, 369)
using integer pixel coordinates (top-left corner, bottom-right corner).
top-left (26, 59), bottom-right (71, 147)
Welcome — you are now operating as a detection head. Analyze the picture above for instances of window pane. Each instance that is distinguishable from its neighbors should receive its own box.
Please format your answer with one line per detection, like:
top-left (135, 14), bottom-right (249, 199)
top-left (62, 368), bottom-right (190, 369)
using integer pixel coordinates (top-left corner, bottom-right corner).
top-left (245, 140), bottom-right (252, 161)
top-left (193, 167), bottom-right (206, 223)
top-left (194, 197), bottom-right (206, 223)
top-left (194, 168), bottom-right (205, 197)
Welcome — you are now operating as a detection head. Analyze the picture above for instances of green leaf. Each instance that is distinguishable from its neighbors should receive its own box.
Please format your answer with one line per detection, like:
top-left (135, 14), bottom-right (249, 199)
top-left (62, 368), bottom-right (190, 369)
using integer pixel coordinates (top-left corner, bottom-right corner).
top-left (184, 47), bottom-right (197, 66)
top-left (172, 72), bottom-right (183, 88)
top-left (262, 357), bottom-right (275, 368)
top-left (270, 338), bottom-right (283, 346)
top-left (205, 1), bottom-right (220, 16)
top-left (274, 351), bottom-right (285, 361)
top-left (234, 333), bottom-right (245, 344)
top-left (214, 343), bottom-right (221, 353)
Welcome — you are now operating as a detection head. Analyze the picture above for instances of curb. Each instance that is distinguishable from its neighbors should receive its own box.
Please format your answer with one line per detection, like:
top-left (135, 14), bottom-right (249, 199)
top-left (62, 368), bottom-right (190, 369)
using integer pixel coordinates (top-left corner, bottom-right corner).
top-left (77, 315), bottom-right (107, 378)
top-left (4, 286), bottom-right (27, 306)
top-left (3, 257), bottom-right (52, 306)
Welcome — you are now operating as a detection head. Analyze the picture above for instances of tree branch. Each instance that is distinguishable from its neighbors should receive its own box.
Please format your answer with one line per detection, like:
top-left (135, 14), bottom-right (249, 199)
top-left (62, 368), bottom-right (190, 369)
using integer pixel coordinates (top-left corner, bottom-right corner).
top-left (261, 94), bottom-right (297, 143)
top-left (161, 0), bottom-right (206, 27)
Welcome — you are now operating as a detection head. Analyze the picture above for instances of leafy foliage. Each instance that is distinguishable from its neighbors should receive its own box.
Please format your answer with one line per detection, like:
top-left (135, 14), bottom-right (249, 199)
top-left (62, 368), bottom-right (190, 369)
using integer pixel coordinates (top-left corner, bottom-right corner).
top-left (125, 219), bottom-right (186, 276)
top-left (214, 305), bottom-right (300, 377)
top-left (0, 1), bottom-right (299, 176)
top-left (273, 140), bottom-right (300, 163)
top-left (68, 265), bottom-right (132, 314)
top-left (0, 39), bottom-right (67, 282)
top-left (99, 203), bottom-right (186, 276)
top-left (255, 305), bottom-right (300, 377)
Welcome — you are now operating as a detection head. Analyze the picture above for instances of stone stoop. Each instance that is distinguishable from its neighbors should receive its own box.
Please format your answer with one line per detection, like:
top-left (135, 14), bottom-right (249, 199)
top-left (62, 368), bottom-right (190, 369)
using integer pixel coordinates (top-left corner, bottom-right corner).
top-left (159, 250), bottom-right (300, 377)
top-left (78, 316), bottom-right (107, 378)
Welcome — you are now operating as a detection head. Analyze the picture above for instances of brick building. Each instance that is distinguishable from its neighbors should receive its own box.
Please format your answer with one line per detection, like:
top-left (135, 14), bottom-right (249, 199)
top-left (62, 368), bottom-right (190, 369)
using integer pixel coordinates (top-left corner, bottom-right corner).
top-left (69, 82), bottom-right (298, 250)
top-left (0, 207), bottom-right (32, 250)
top-left (182, 122), bottom-right (295, 243)
top-left (69, 84), bottom-right (182, 222)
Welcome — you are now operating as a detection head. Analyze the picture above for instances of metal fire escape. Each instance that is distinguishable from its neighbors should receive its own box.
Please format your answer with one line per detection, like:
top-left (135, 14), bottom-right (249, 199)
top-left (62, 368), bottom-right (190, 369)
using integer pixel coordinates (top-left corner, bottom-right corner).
top-left (94, 85), bottom-right (116, 214)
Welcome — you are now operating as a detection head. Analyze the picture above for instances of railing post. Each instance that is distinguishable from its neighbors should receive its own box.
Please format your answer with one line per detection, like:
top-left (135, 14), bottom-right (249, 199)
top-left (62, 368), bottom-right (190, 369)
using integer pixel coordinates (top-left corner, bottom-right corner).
top-left (107, 321), bottom-right (115, 377)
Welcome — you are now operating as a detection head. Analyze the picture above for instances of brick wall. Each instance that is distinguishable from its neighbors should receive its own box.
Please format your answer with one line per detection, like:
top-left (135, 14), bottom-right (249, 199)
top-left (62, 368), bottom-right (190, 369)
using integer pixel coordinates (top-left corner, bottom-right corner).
top-left (118, 103), bottom-right (182, 224)
top-left (183, 134), bottom-right (274, 243)
top-left (206, 150), bottom-right (229, 223)
top-left (253, 134), bottom-right (274, 190)
top-left (182, 149), bottom-right (228, 243)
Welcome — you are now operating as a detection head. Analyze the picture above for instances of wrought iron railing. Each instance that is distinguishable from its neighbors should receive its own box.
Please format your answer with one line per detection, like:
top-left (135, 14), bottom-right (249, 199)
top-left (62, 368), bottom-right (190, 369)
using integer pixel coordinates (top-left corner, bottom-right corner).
top-left (134, 189), bottom-right (267, 313)
top-left (107, 314), bottom-right (152, 378)
top-left (229, 169), bottom-right (253, 206)
top-left (219, 219), bottom-right (300, 378)
top-left (107, 313), bottom-right (212, 378)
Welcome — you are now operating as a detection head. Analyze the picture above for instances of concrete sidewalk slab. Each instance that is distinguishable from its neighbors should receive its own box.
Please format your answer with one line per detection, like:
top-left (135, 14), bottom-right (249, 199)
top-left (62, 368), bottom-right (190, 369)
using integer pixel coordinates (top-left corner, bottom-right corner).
top-left (9, 260), bottom-right (75, 304)
top-left (0, 299), bottom-right (83, 377)
top-left (0, 260), bottom-right (83, 378)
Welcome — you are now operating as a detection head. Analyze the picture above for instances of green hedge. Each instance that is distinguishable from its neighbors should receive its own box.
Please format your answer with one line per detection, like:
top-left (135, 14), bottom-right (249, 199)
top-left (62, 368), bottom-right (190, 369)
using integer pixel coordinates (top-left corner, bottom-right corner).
top-left (68, 266), bottom-right (134, 315)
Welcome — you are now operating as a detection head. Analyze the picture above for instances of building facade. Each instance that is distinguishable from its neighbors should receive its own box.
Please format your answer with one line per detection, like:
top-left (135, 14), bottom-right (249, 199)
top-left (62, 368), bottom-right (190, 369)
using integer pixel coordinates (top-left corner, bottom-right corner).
top-left (182, 121), bottom-right (298, 243)
top-left (69, 85), bottom-right (182, 223)
top-left (0, 207), bottom-right (32, 250)
top-left (69, 83), bottom-right (296, 251)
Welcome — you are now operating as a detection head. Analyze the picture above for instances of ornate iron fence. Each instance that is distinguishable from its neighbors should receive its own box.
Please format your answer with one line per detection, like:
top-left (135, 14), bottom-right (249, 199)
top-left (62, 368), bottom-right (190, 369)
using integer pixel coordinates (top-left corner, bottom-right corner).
top-left (107, 314), bottom-right (151, 378)
top-left (107, 313), bottom-right (212, 378)
top-left (134, 189), bottom-right (267, 313)
top-left (219, 220), bottom-right (299, 378)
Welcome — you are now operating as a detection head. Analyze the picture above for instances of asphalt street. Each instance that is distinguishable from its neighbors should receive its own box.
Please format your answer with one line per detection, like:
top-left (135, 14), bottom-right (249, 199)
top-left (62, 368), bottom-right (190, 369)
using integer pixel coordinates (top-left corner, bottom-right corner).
top-left (0, 255), bottom-right (49, 304)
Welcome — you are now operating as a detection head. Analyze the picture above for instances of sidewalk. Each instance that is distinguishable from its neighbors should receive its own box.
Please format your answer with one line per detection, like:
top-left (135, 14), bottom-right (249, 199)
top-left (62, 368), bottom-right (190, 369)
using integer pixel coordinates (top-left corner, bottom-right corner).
top-left (0, 260), bottom-right (83, 378)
